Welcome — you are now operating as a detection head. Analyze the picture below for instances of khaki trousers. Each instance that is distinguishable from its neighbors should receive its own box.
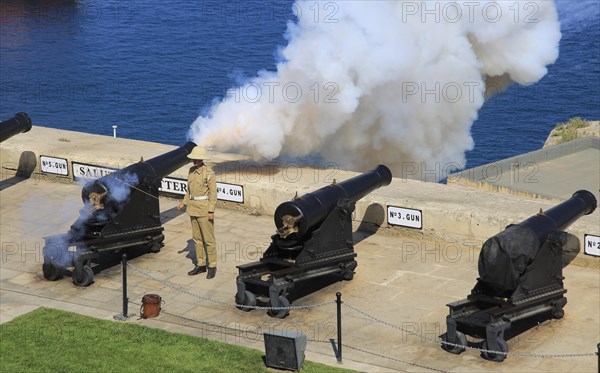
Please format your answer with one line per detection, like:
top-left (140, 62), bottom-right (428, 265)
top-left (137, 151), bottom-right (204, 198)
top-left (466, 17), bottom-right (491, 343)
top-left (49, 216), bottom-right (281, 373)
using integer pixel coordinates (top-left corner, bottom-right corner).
top-left (190, 216), bottom-right (217, 268)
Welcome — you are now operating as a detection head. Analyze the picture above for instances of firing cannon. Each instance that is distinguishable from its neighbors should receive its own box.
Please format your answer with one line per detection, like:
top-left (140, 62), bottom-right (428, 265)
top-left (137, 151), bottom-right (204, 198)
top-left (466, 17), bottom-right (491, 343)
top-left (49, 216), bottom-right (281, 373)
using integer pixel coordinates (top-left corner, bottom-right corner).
top-left (0, 112), bottom-right (32, 142)
top-left (42, 142), bottom-right (196, 286)
top-left (441, 190), bottom-right (597, 361)
top-left (235, 165), bottom-right (392, 318)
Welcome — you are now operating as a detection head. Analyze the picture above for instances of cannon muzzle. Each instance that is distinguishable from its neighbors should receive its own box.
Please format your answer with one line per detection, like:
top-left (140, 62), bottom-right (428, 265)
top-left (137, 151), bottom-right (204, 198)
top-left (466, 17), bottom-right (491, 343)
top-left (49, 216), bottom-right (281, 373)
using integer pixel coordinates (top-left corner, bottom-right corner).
top-left (0, 112), bottom-right (32, 143)
top-left (136, 141), bottom-right (198, 181)
top-left (477, 190), bottom-right (597, 297)
top-left (274, 164), bottom-right (392, 238)
top-left (519, 190), bottom-right (596, 241)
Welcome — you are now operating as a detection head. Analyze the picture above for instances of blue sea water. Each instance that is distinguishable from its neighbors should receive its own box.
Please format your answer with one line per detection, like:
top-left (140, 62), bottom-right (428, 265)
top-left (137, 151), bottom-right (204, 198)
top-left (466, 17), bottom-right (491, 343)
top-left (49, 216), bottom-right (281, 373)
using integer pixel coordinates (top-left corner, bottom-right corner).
top-left (1, 0), bottom-right (598, 169)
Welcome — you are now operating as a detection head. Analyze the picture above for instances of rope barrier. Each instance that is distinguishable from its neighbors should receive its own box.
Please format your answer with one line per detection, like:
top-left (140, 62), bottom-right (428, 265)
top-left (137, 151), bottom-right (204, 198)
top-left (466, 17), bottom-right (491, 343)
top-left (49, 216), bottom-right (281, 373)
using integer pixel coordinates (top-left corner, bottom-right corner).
top-left (128, 263), bottom-right (335, 310)
top-left (127, 263), bottom-right (596, 359)
top-left (343, 344), bottom-right (448, 373)
top-left (342, 302), bottom-right (596, 359)
top-left (129, 299), bottom-right (448, 373)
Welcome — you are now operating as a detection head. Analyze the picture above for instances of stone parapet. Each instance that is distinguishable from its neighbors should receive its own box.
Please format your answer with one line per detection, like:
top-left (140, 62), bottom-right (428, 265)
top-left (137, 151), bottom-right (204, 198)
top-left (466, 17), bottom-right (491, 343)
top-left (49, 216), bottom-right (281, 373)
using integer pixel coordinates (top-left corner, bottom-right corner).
top-left (2, 126), bottom-right (598, 267)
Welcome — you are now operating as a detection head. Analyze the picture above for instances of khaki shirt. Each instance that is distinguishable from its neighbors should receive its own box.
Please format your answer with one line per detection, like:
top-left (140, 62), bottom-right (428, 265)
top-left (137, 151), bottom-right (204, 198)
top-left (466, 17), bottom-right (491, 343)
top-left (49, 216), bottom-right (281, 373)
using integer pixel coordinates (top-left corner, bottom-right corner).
top-left (182, 164), bottom-right (217, 217)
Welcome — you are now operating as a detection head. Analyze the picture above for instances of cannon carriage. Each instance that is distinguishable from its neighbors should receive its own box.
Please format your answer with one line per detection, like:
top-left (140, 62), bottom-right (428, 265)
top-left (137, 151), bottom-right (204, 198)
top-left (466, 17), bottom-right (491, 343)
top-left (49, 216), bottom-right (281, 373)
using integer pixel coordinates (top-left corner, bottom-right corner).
top-left (441, 190), bottom-right (597, 361)
top-left (235, 165), bottom-right (392, 318)
top-left (42, 142), bottom-right (196, 286)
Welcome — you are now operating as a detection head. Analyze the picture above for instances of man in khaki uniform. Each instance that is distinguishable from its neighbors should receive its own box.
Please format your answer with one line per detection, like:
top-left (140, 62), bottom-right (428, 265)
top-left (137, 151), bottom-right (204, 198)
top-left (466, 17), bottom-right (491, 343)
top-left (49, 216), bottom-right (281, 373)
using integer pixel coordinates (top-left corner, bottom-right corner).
top-left (177, 146), bottom-right (218, 279)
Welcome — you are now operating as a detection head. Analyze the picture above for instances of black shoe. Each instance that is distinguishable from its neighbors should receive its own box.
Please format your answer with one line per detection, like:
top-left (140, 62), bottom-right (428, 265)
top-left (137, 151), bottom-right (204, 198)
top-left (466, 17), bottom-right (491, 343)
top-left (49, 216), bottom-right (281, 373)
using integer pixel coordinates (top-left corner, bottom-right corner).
top-left (188, 265), bottom-right (206, 276)
top-left (207, 267), bottom-right (217, 279)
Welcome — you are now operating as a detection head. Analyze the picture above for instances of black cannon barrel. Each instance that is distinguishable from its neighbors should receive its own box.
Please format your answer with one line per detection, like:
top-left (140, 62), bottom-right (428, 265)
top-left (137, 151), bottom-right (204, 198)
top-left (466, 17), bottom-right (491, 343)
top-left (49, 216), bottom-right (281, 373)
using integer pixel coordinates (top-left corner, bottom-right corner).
top-left (0, 112), bottom-right (32, 143)
top-left (142, 141), bottom-right (198, 180)
top-left (478, 190), bottom-right (597, 295)
top-left (113, 141), bottom-right (197, 182)
top-left (81, 141), bottom-right (196, 202)
top-left (274, 164), bottom-right (392, 239)
top-left (519, 190), bottom-right (597, 241)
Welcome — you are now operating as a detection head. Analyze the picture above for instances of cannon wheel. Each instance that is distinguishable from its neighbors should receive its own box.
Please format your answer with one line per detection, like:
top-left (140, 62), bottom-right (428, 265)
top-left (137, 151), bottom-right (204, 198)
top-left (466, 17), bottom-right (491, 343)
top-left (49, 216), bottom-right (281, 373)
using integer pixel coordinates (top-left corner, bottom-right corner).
top-left (480, 338), bottom-right (508, 362)
top-left (149, 242), bottom-right (162, 253)
top-left (42, 262), bottom-right (63, 281)
top-left (268, 296), bottom-right (290, 319)
top-left (440, 331), bottom-right (467, 354)
top-left (552, 307), bottom-right (565, 319)
top-left (236, 290), bottom-right (256, 312)
top-left (72, 265), bottom-right (95, 287)
top-left (341, 260), bottom-right (357, 280)
top-left (343, 269), bottom-right (355, 281)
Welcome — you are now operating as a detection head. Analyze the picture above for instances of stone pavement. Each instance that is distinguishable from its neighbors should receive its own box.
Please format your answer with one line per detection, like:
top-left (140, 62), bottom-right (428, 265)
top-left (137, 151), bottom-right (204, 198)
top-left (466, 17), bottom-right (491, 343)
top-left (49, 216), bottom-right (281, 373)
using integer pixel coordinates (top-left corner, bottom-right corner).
top-left (1, 177), bottom-right (598, 372)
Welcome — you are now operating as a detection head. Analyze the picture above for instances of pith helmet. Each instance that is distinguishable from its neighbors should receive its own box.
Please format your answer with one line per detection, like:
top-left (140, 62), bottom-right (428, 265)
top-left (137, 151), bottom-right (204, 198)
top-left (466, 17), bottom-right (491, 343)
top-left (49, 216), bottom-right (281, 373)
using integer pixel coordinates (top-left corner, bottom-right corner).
top-left (187, 146), bottom-right (210, 160)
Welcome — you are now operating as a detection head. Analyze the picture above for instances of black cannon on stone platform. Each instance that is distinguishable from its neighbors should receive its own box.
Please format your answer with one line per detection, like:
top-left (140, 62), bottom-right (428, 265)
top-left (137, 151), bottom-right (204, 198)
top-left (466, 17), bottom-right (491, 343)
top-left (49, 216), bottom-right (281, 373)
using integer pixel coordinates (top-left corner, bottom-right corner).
top-left (0, 112), bottom-right (33, 142)
top-left (42, 142), bottom-right (196, 286)
top-left (441, 190), bottom-right (597, 361)
top-left (235, 165), bottom-right (392, 318)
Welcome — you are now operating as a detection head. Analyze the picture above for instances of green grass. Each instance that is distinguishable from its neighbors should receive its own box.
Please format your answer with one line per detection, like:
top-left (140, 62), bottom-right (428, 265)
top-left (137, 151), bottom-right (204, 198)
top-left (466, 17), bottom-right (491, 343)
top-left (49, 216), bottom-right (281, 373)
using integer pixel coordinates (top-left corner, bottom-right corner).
top-left (0, 308), bottom-right (356, 373)
top-left (552, 117), bottom-right (591, 143)
top-left (565, 117), bottom-right (590, 129)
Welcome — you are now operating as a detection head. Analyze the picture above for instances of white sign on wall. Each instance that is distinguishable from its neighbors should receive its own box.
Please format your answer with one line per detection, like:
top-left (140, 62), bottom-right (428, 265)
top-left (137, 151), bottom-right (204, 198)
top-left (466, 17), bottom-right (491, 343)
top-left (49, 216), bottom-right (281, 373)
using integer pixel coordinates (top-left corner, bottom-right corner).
top-left (159, 177), bottom-right (188, 195)
top-left (584, 234), bottom-right (600, 257)
top-left (40, 155), bottom-right (68, 176)
top-left (217, 182), bottom-right (244, 203)
top-left (160, 178), bottom-right (244, 203)
top-left (70, 163), bottom-right (244, 204)
top-left (72, 162), bottom-right (117, 181)
top-left (387, 206), bottom-right (423, 229)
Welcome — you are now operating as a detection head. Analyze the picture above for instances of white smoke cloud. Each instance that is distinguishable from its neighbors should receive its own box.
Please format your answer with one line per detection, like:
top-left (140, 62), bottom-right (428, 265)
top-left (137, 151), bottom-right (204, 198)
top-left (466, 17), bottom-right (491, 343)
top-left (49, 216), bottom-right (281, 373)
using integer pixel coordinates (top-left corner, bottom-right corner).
top-left (106, 172), bottom-right (138, 204)
top-left (189, 1), bottom-right (560, 178)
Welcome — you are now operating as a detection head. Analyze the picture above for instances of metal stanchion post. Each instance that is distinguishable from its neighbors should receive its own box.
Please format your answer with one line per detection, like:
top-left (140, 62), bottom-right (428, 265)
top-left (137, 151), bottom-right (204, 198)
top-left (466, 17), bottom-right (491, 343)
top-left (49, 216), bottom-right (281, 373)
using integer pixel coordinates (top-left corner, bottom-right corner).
top-left (122, 253), bottom-right (128, 316)
top-left (114, 253), bottom-right (134, 320)
top-left (337, 292), bottom-right (343, 363)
